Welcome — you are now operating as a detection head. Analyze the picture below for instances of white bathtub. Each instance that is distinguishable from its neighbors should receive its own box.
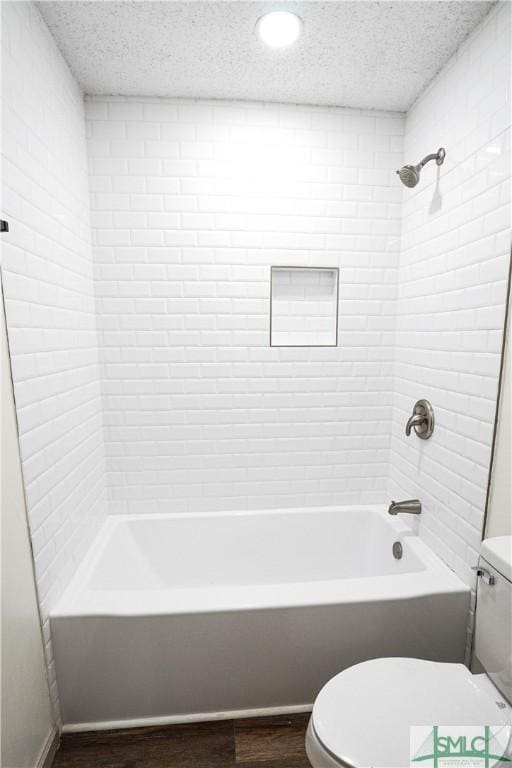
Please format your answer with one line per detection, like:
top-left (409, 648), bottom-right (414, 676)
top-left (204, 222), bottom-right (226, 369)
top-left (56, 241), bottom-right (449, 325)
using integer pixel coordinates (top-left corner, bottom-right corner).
top-left (51, 505), bottom-right (470, 731)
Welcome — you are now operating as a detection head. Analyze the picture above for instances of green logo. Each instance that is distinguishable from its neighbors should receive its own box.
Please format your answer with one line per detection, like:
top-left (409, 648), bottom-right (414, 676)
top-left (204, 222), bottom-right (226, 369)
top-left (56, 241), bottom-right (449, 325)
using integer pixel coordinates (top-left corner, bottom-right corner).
top-left (410, 725), bottom-right (512, 767)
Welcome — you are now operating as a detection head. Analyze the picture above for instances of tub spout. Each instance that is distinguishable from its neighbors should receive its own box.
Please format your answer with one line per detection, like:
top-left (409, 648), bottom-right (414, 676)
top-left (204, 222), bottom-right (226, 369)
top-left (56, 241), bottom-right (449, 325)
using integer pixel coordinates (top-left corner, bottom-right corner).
top-left (388, 499), bottom-right (422, 515)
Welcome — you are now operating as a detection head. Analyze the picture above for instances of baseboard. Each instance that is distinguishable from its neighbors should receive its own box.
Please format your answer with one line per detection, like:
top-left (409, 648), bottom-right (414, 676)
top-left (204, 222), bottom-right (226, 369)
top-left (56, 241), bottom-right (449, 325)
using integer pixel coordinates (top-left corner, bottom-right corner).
top-left (36, 727), bottom-right (59, 768)
top-left (62, 703), bottom-right (313, 733)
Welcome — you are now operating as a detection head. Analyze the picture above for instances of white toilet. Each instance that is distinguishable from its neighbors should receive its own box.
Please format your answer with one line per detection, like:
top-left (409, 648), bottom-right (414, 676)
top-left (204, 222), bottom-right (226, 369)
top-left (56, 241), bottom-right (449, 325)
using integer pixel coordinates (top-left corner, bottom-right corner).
top-left (306, 536), bottom-right (512, 768)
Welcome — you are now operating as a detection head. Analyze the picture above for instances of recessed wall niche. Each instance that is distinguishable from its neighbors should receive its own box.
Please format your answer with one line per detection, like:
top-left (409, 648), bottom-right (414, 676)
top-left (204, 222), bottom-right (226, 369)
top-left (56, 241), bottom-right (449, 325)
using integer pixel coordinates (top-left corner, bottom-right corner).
top-left (270, 267), bottom-right (339, 347)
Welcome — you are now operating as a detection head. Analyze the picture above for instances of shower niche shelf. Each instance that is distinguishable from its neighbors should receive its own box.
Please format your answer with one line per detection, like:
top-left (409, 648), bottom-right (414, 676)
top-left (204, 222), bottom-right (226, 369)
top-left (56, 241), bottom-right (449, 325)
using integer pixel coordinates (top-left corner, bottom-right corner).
top-left (270, 266), bottom-right (339, 347)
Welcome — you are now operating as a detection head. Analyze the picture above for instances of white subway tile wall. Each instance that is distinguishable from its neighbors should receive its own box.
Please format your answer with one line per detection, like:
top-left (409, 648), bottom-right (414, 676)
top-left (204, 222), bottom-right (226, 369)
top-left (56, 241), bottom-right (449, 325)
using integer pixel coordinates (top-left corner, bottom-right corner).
top-left (388, 1), bottom-right (511, 614)
top-left (1, 2), bottom-right (108, 709)
top-left (86, 98), bottom-right (404, 514)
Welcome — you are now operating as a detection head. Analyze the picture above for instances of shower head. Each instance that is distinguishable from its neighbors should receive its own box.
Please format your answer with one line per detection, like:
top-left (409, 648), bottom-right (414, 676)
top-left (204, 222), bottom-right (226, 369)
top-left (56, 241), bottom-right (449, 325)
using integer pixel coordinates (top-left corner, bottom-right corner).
top-left (397, 147), bottom-right (445, 188)
top-left (398, 164), bottom-right (421, 188)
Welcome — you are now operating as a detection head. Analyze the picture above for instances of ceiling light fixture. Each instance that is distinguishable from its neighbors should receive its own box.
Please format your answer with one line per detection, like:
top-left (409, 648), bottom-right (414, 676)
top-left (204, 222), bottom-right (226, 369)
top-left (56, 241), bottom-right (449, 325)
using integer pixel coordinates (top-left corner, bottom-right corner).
top-left (256, 11), bottom-right (303, 48)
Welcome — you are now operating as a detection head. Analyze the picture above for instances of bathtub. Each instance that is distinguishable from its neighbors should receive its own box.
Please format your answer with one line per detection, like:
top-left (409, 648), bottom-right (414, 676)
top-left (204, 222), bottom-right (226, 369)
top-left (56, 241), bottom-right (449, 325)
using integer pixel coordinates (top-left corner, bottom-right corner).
top-left (51, 505), bottom-right (470, 731)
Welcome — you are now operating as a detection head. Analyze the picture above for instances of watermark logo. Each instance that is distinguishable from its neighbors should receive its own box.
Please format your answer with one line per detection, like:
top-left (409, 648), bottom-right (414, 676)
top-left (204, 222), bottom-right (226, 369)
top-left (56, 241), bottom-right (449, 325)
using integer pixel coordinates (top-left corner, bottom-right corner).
top-left (410, 725), bottom-right (512, 767)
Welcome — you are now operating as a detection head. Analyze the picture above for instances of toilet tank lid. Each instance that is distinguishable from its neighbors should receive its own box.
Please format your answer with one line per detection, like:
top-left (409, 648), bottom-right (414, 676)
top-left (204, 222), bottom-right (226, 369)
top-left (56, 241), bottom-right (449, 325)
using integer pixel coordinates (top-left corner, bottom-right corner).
top-left (480, 536), bottom-right (512, 582)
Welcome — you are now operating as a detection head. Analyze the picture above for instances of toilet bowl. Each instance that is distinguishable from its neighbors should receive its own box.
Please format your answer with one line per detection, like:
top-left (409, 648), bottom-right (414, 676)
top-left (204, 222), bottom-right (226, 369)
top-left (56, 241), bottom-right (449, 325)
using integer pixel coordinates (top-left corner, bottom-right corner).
top-left (306, 536), bottom-right (512, 768)
top-left (305, 657), bottom-right (511, 767)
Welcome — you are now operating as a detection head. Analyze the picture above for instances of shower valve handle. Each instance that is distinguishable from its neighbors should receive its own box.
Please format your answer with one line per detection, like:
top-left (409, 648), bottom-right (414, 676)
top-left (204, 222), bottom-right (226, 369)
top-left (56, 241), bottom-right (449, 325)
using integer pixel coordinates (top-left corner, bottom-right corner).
top-left (405, 399), bottom-right (434, 439)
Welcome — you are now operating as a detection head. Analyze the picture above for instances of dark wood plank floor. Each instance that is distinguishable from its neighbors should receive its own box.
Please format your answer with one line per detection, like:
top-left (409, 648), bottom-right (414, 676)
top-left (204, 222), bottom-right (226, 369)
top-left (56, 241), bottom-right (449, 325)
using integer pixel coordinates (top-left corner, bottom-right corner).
top-left (52, 714), bottom-right (312, 768)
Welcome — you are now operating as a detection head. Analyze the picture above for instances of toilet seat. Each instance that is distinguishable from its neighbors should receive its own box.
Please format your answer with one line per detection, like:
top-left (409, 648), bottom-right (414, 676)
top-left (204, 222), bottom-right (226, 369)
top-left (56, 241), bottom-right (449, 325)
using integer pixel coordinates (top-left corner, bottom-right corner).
top-left (309, 657), bottom-right (511, 768)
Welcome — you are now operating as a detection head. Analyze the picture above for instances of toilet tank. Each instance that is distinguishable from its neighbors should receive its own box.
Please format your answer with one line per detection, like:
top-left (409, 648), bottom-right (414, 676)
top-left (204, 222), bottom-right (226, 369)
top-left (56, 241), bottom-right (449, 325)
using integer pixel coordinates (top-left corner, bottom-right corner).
top-left (473, 536), bottom-right (512, 704)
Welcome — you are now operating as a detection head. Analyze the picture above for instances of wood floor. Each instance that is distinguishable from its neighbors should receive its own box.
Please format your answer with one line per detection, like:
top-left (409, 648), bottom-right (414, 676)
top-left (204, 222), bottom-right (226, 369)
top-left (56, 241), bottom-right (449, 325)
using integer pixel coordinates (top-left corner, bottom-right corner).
top-left (51, 714), bottom-right (312, 768)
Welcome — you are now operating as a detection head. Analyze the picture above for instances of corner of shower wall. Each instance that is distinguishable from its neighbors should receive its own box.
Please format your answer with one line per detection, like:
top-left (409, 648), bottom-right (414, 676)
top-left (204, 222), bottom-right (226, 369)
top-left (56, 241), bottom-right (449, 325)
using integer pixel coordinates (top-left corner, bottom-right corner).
top-left (388, 0), bottom-right (511, 618)
top-left (1, 0), bottom-right (109, 714)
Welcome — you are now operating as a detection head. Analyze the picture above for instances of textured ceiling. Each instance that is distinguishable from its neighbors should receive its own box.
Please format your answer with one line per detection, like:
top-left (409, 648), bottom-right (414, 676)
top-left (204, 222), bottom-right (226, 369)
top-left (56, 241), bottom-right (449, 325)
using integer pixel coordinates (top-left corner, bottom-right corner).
top-left (38, 1), bottom-right (494, 111)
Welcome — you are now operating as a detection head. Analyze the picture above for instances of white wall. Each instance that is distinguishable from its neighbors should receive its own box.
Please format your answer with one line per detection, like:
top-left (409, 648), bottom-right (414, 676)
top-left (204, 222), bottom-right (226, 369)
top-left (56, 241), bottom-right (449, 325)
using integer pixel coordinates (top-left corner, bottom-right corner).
top-left (389, 1), bottom-right (511, 605)
top-left (1, 283), bottom-right (57, 768)
top-left (0, 1), bottom-right (108, 710)
top-left (486, 298), bottom-right (511, 539)
top-left (86, 98), bottom-right (404, 514)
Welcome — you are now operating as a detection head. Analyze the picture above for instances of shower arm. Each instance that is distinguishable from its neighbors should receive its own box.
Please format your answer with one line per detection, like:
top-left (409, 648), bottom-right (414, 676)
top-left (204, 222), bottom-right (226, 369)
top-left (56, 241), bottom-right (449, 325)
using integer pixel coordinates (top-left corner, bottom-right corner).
top-left (419, 153), bottom-right (438, 168)
top-left (418, 147), bottom-right (446, 169)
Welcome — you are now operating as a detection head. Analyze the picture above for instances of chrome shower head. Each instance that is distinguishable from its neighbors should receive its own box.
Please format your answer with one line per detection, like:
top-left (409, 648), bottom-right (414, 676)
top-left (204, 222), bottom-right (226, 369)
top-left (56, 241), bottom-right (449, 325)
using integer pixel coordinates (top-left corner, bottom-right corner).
top-left (397, 147), bottom-right (445, 188)
top-left (398, 164), bottom-right (421, 188)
